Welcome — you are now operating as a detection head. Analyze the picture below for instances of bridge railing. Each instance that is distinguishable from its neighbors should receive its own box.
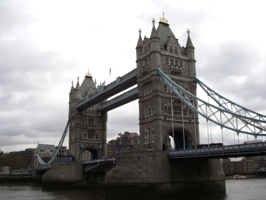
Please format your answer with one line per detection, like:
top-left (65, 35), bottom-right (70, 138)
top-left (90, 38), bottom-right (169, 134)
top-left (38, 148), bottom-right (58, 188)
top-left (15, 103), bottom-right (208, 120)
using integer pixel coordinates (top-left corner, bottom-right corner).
top-left (169, 142), bottom-right (266, 156)
top-left (83, 158), bottom-right (116, 172)
top-left (77, 69), bottom-right (137, 108)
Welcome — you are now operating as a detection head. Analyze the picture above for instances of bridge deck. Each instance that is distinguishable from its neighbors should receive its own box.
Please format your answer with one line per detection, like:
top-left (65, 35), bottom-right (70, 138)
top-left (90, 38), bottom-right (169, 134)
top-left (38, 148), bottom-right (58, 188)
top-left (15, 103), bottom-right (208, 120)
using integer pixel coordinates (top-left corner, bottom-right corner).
top-left (83, 158), bottom-right (116, 173)
top-left (36, 166), bottom-right (51, 171)
top-left (169, 142), bottom-right (266, 159)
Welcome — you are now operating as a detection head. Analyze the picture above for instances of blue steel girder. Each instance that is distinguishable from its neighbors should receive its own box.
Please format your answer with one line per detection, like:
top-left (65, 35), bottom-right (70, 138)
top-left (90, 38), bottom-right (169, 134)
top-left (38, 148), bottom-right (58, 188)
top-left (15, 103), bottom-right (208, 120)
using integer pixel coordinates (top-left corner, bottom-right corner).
top-left (158, 67), bottom-right (266, 137)
top-left (83, 158), bottom-right (116, 173)
top-left (98, 87), bottom-right (138, 112)
top-left (168, 142), bottom-right (266, 159)
top-left (76, 69), bottom-right (137, 110)
top-left (37, 120), bottom-right (69, 166)
top-left (195, 76), bottom-right (266, 133)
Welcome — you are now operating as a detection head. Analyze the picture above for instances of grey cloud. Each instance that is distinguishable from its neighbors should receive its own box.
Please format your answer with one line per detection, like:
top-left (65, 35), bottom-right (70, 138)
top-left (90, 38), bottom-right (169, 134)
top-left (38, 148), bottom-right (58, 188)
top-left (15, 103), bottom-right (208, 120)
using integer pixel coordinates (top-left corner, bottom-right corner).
top-left (0, 1), bottom-right (34, 34)
top-left (195, 40), bottom-right (266, 113)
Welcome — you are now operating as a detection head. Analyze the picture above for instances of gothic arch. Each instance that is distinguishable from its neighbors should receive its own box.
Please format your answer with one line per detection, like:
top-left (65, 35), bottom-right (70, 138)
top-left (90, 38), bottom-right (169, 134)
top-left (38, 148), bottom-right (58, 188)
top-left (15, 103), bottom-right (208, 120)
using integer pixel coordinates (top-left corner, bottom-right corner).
top-left (82, 147), bottom-right (98, 161)
top-left (166, 127), bottom-right (193, 150)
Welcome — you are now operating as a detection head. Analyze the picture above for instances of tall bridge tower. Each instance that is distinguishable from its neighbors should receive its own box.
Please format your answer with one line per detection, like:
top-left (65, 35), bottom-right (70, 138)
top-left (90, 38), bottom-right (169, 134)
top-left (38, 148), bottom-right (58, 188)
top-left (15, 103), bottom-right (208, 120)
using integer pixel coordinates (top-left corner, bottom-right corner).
top-left (136, 15), bottom-right (199, 151)
top-left (68, 72), bottom-right (107, 161)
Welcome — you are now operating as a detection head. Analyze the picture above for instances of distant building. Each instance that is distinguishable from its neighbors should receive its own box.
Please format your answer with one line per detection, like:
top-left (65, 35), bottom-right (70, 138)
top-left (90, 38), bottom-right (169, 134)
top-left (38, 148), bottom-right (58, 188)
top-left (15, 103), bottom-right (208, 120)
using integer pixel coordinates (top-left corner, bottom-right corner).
top-left (32, 144), bottom-right (70, 167)
top-left (107, 139), bottom-right (119, 158)
top-left (107, 132), bottom-right (140, 157)
top-left (0, 150), bottom-right (3, 156)
top-left (16, 148), bottom-right (35, 169)
top-left (222, 156), bottom-right (266, 175)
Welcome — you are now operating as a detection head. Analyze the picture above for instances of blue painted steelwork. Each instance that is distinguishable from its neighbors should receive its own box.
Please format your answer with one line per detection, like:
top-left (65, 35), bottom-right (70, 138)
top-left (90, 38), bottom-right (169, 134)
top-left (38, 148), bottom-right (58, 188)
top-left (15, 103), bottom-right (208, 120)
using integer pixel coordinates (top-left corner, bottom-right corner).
top-left (76, 69), bottom-right (137, 109)
top-left (83, 158), bottom-right (116, 173)
top-left (98, 87), bottom-right (138, 111)
top-left (169, 142), bottom-right (266, 159)
top-left (158, 67), bottom-right (266, 137)
top-left (36, 120), bottom-right (69, 166)
top-left (195, 76), bottom-right (266, 132)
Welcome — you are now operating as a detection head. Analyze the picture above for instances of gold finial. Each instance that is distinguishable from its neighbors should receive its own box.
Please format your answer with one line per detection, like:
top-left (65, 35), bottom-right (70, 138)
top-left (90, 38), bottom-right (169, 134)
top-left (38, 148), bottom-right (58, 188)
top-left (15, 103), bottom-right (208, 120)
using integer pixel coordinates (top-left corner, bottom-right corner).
top-left (159, 13), bottom-right (168, 24)
top-left (85, 69), bottom-right (92, 78)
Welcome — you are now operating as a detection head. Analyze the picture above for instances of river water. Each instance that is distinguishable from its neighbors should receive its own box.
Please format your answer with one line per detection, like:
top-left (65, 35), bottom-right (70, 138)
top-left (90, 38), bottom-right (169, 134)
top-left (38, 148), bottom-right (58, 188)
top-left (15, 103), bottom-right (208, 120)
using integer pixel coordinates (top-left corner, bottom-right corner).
top-left (0, 178), bottom-right (265, 200)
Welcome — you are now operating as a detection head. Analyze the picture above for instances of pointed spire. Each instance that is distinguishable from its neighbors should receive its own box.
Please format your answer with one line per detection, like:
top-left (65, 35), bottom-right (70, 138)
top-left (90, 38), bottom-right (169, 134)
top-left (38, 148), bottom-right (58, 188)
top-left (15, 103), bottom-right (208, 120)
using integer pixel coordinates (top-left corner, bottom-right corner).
top-left (69, 80), bottom-right (75, 95)
top-left (76, 76), bottom-right (80, 89)
top-left (186, 29), bottom-right (194, 48)
top-left (70, 80), bottom-right (74, 92)
top-left (136, 28), bottom-right (143, 48)
top-left (150, 18), bottom-right (159, 39)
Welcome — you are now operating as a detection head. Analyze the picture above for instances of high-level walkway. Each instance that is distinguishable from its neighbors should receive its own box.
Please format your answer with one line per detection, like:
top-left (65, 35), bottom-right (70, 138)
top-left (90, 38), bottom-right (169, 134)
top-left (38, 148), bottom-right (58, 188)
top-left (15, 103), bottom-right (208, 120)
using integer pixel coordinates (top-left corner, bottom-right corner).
top-left (76, 69), bottom-right (137, 110)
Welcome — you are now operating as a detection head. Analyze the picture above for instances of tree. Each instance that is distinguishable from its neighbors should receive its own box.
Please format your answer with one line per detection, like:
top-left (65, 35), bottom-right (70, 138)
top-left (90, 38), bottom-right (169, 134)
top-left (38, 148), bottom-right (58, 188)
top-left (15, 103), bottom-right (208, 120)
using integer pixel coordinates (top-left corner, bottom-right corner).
top-left (0, 153), bottom-right (26, 170)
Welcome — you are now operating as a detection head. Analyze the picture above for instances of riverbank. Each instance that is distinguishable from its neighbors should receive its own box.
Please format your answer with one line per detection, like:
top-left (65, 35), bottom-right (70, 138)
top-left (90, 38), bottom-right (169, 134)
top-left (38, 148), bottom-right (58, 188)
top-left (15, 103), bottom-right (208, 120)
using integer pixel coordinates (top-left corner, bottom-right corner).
top-left (0, 175), bottom-right (39, 184)
top-left (225, 174), bottom-right (263, 179)
top-left (1, 178), bottom-right (266, 200)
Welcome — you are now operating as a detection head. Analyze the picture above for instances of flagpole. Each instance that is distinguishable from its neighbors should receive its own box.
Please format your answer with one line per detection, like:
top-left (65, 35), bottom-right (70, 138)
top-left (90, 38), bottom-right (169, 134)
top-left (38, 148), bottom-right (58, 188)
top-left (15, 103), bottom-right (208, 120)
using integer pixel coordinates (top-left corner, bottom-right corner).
top-left (109, 67), bottom-right (111, 83)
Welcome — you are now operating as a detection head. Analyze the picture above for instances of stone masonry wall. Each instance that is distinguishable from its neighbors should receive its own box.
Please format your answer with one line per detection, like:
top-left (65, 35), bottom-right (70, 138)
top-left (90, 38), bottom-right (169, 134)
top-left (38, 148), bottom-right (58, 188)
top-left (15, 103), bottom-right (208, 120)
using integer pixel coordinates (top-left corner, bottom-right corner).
top-left (105, 151), bottom-right (170, 184)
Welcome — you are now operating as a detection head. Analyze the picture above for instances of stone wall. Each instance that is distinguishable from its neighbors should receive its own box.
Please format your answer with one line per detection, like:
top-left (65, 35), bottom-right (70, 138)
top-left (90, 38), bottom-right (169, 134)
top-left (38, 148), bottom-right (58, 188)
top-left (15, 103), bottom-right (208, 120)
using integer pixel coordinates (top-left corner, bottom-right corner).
top-left (106, 152), bottom-right (225, 197)
top-left (42, 161), bottom-right (83, 183)
top-left (106, 151), bottom-right (170, 184)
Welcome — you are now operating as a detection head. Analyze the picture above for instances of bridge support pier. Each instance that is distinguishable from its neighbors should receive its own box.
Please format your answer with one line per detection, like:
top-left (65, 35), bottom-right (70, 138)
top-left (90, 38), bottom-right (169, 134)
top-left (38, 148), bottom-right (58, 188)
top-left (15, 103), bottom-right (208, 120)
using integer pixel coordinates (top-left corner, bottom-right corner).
top-left (42, 161), bottom-right (83, 188)
top-left (105, 152), bottom-right (225, 198)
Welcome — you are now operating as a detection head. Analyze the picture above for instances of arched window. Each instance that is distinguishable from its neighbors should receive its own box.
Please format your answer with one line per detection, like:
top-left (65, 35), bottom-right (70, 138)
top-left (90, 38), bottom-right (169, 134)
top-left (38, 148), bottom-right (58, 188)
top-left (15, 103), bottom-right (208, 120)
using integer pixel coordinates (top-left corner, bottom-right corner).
top-left (148, 126), bottom-right (151, 143)
top-left (164, 105), bottom-right (168, 115)
top-left (163, 85), bottom-right (168, 92)
top-left (174, 106), bottom-right (181, 116)
top-left (89, 118), bottom-right (94, 126)
top-left (151, 125), bottom-right (155, 142)
top-left (165, 58), bottom-right (169, 65)
top-left (170, 59), bottom-right (173, 65)
top-left (170, 46), bottom-right (173, 53)
top-left (148, 108), bottom-right (152, 117)
top-left (174, 47), bottom-right (177, 54)
top-left (144, 127), bottom-right (148, 144)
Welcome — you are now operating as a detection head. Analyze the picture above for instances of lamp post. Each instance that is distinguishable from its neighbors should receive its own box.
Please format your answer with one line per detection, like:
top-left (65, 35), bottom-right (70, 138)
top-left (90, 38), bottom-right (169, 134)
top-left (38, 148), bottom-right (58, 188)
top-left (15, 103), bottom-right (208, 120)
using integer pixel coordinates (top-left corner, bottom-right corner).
top-left (118, 133), bottom-right (122, 152)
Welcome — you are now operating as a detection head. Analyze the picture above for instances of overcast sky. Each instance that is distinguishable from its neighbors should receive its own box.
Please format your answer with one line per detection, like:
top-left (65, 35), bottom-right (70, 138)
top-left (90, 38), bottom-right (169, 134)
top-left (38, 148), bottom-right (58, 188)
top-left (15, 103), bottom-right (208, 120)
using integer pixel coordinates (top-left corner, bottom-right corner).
top-left (1, 0), bottom-right (266, 153)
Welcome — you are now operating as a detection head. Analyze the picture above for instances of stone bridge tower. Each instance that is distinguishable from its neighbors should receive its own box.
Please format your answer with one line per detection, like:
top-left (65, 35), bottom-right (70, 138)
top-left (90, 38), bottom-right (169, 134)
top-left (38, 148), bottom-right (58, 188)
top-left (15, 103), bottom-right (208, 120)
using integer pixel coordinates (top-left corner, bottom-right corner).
top-left (136, 15), bottom-right (199, 151)
top-left (68, 72), bottom-right (107, 161)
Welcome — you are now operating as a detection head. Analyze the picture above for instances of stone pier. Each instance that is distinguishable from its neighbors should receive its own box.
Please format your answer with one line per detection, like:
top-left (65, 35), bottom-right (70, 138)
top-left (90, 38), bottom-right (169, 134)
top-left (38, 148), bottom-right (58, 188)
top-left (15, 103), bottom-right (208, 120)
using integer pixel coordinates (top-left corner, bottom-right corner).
top-left (105, 151), bottom-right (225, 198)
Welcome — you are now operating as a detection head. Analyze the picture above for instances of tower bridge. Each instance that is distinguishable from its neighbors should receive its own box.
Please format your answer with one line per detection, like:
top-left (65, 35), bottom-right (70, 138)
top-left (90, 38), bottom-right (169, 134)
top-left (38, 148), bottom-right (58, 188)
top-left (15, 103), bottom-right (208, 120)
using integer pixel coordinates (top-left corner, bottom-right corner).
top-left (36, 14), bottom-right (266, 196)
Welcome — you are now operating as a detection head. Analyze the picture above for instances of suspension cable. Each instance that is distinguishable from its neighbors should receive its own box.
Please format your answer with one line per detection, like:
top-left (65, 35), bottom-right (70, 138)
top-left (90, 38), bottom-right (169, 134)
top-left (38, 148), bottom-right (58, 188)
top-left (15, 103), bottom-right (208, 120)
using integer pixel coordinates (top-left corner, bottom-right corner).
top-left (182, 101), bottom-right (185, 150)
top-left (37, 119), bottom-right (69, 166)
top-left (171, 87), bottom-right (175, 149)
top-left (193, 99), bottom-right (197, 149)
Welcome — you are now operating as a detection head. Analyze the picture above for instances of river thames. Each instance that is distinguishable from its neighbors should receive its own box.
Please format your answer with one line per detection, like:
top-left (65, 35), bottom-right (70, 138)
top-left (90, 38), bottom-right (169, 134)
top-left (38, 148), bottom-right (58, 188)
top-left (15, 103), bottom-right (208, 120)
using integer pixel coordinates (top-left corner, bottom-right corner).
top-left (0, 178), bottom-right (265, 200)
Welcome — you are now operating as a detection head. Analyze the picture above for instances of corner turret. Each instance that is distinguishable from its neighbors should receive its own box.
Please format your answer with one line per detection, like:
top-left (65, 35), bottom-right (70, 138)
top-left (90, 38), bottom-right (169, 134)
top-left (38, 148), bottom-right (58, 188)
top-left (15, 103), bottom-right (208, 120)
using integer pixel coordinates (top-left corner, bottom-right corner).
top-left (75, 77), bottom-right (81, 99)
top-left (136, 29), bottom-right (143, 60)
top-left (185, 29), bottom-right (195, 60)
top-left (150, 19), bottom-right (160, 52)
